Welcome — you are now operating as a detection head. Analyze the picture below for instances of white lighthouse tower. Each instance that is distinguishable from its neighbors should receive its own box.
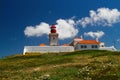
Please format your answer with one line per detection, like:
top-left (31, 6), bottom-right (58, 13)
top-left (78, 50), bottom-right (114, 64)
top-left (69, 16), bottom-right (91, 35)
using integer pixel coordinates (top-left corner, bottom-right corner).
top-left (49, 25), bottom-right (59, 46)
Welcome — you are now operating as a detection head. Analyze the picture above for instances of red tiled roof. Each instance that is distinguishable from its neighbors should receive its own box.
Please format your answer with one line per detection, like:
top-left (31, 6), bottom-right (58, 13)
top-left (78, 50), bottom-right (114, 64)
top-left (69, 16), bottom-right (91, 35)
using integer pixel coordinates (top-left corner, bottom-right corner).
top-left (39, 44), bottom-right (47, 46)
top-left (78, 40), bottom-right (101, 44)
top-left (62, 44), bottom-right (68, 46)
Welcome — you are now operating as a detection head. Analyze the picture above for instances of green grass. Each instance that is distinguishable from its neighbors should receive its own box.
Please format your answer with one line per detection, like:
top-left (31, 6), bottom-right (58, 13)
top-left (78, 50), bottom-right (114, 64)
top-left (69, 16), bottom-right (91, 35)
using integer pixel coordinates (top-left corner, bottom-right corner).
top-left (0, 50), bottom-right (120, 80)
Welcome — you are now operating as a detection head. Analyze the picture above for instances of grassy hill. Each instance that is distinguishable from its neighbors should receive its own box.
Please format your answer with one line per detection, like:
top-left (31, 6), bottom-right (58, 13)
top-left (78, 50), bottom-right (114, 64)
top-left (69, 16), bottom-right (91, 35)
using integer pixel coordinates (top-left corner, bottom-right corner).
top-left (0, 50), bottom-right (120, 80)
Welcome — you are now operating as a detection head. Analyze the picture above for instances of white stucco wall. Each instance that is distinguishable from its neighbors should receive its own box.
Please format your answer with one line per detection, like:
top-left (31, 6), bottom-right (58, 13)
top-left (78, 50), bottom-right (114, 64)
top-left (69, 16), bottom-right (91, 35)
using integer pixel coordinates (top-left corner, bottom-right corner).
top-left (99, 46), bottom-right (117, 51)
top-left (75, 44), bottom-right (99, 50)
top-left (23, 46), bottom-right (74, 55)
top-left (75, 44), bottom-right (117, 51)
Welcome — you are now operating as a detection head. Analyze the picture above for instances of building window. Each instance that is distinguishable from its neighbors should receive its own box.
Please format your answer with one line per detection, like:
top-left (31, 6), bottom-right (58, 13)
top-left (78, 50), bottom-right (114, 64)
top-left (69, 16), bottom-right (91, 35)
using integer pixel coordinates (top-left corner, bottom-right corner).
top-left (84, 45), bottom-right (87, 48)
top-left (92, 45), bottom-right (94, 48)
top-left (101, 45), bottom-right (104, 47)
top-left (95, 45), bottom-right (98, 48)
top-left (81, 45), bottom-right (87, 48)
top-left (91, 45), bottom-right (98, 48)
top-left (81, 45), bottom-right (83, 48)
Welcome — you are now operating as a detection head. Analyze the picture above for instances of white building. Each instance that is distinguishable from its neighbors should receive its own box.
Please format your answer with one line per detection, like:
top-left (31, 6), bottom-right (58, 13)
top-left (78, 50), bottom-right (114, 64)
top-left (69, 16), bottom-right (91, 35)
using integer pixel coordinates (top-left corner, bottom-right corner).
top-left (69, 37), bottom-right (117, 51)
top-left (75, 39), bottom-right (104, 50)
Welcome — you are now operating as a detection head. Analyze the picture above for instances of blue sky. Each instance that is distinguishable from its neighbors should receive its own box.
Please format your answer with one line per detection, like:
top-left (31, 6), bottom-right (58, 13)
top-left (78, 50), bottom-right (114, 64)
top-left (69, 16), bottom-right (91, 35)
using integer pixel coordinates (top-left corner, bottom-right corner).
top-left (0, 0), bottom-right (120, 58)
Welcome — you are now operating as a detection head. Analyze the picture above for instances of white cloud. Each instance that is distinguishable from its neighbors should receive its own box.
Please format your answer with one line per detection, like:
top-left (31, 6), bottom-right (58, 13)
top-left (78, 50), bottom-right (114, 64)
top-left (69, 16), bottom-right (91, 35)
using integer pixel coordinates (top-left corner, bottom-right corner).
top-left (56, 19), bottom-right (78, 39)
top-left (84, 31), bottom-right (105, 38)
top-left (77, 8), bottom-right (120, 27)
top-left (24, 8), bottom-right (120, 40)
top-left (24, 22), bottom-right (50, 37)
top-left (24, 19), bottom-right (78, 39)
top-left (116, 39), bottom-right (120, 42)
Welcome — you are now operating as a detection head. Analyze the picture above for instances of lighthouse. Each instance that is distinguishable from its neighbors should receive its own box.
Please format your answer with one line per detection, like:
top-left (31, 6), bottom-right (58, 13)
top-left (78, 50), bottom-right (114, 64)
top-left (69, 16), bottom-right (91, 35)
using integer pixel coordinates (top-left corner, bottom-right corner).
top-left (49, 25), bottom-right (59, 46)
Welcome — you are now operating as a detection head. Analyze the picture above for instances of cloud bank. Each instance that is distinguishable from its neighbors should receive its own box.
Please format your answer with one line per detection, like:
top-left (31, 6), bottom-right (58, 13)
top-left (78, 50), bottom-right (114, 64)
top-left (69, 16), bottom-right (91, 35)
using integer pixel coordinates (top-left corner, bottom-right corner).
top-left (24, 22), bottom-right (50, 37)
top-left (24, 19), bottom-right (78, 40)
top-left (24, 7), bottom-right (120, 39)
top-left (77, 8), bottom-right (120, 27)
top-left (84, 31), bottom-right (105, 38)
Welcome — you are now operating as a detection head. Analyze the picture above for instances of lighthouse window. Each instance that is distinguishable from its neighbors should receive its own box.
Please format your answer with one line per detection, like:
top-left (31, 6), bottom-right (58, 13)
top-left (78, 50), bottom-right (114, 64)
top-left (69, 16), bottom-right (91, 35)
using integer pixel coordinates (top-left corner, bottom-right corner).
top-left (53, 37), bottom-right (55, 40)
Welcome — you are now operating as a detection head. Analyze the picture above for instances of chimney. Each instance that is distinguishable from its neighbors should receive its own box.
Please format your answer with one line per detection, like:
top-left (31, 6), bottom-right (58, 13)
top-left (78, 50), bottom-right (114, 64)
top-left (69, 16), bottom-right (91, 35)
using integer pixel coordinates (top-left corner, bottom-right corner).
top-left (80, 35), bottom-right (83, 40)
top-left (96, 38), bottom-right (99, 42)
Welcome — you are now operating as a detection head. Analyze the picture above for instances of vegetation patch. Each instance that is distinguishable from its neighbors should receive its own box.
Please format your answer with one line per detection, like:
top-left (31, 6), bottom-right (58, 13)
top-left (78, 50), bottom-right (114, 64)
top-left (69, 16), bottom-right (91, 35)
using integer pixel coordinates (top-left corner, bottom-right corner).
top-left (0, 50), bottom-right (120, 80)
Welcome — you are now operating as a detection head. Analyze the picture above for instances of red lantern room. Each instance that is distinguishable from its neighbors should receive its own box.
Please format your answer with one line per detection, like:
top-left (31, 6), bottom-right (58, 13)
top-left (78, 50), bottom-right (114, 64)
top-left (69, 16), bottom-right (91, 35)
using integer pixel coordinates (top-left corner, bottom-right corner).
top-left (51, 25), bottom-right (56, 33)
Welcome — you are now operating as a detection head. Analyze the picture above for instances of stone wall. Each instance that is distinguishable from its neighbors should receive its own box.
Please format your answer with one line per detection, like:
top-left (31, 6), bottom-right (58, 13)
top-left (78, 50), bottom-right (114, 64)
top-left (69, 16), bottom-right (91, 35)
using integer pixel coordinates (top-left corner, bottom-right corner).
top-left (23, 46), bottom-right (74, 55)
